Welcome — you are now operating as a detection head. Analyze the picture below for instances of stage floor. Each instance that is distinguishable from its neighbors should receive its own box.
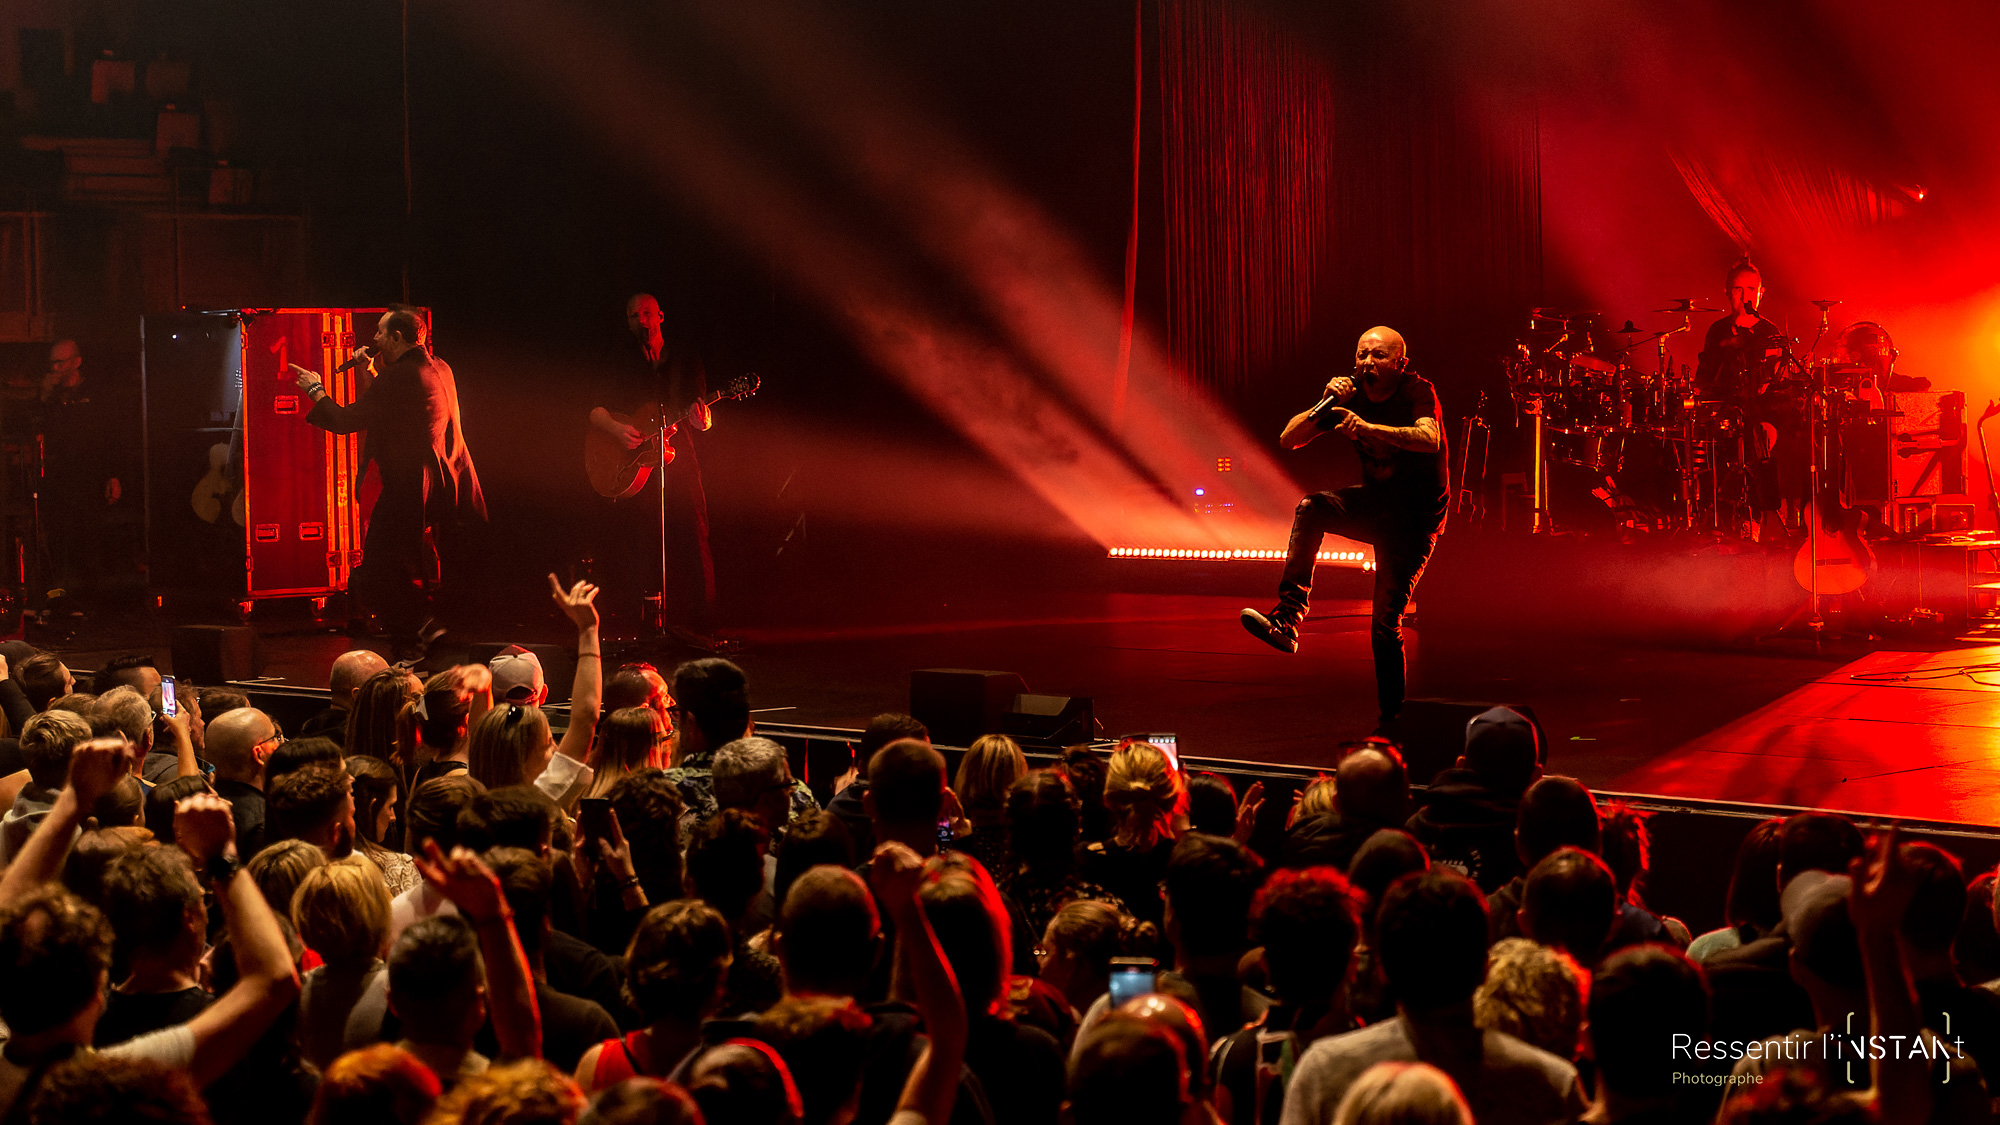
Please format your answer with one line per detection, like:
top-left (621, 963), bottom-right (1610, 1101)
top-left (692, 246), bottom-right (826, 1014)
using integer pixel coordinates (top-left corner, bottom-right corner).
top-left (1608, 645), bottom-right (2000, 825)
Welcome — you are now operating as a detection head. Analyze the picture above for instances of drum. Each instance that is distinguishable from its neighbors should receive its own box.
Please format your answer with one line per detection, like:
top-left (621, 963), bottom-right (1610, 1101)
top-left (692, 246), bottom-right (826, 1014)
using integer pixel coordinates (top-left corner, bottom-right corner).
top-left (1547, 358), bottom-right (1621, 432)
top-left (1686, 400), bottom-right (1741, 441)
top-left (1625, 371), bottom-right (1686, 431)
top-left (1554, 429), bottom-right (1625, 473)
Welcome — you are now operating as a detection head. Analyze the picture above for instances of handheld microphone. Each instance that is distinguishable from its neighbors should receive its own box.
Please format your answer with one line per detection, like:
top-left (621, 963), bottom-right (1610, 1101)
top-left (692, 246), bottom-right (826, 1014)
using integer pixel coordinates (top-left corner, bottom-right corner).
top-left (332, 347), bottom-right (374, 374)
top-left (1308, 366), bottom-right (1367, 418)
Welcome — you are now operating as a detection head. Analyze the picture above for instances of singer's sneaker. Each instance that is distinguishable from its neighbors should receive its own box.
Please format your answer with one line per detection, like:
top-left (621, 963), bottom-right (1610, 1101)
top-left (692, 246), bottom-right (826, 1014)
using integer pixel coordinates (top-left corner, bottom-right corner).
top-left (1240, 606), bottom-right (1300, 654)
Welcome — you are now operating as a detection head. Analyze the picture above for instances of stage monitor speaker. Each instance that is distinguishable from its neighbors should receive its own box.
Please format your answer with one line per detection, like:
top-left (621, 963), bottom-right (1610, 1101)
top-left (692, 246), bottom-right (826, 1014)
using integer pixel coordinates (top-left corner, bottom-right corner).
top-left (998, 693), bottom-right (1095, 748)
top-left (910, 669), bottom-right (1029, 748)
top-left (171, 624), bottom-right (261, 685)
top-left (1395, 699), bottom-right (1546, 787)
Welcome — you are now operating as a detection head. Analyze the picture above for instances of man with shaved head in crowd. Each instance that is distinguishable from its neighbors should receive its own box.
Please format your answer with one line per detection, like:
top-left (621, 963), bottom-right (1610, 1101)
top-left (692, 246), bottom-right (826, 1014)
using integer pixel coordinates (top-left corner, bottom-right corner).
top-left (1283, 744), bottom-right (1412, 871)
top-left (205, 707), bottom-right (281, 858)
top-left (1242, 326), bottom-right (1449, 729)
top-left (300, 650), bottom-right (389, 744)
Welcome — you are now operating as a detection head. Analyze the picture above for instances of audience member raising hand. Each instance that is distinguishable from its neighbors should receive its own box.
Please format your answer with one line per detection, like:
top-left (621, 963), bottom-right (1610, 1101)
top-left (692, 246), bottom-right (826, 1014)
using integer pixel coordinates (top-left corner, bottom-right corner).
top-left (870, 841), bottom-right (965, 1125)
top-left (415, 839), bottom-right (543, 1064)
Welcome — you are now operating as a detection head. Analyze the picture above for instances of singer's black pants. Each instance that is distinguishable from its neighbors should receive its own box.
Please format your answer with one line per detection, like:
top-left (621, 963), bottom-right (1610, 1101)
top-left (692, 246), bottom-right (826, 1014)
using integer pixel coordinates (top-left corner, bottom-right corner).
top-left (1277, 484), bottom-right (1445, 721)
top-left (355, 465), bottom-right (440, 644)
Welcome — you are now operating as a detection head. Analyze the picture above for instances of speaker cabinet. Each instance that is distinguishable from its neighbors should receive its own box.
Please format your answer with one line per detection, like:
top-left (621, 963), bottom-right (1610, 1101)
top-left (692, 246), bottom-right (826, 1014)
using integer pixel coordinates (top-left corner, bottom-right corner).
top-left (910, 669), bottom-right (1029, 748)
top-left (997, 693), bottom-right (1095, 748)
top-left (170, 624), bottom-right (261, 684)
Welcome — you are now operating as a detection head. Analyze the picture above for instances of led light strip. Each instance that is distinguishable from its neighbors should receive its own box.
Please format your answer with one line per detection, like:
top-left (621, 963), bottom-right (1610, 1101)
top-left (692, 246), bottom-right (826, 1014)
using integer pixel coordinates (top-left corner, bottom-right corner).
top-left (1106, 547), bottom-right (1371, 563)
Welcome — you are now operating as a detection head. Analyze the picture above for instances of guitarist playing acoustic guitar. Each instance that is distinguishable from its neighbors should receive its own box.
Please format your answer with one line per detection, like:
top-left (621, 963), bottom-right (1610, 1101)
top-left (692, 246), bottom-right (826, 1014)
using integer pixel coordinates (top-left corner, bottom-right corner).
top-left (585, 293), bottom-right (722, 647)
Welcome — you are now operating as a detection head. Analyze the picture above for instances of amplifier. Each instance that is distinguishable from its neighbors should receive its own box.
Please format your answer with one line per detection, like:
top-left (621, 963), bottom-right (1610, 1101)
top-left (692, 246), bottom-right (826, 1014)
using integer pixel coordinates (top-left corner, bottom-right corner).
top-left (1889, 391), bottom-right (1966, 498)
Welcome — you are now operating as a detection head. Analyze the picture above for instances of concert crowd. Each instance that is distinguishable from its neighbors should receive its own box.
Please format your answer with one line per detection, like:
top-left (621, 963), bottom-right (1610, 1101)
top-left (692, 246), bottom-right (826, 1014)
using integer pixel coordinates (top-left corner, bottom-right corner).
top-left (0, 582), bottom-right (1989, 1125)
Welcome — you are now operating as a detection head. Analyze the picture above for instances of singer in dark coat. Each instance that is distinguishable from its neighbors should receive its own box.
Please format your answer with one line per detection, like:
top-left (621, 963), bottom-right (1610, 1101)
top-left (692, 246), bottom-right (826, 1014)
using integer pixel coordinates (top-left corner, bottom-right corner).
top-left (291, 304), bottom-right (485, 652)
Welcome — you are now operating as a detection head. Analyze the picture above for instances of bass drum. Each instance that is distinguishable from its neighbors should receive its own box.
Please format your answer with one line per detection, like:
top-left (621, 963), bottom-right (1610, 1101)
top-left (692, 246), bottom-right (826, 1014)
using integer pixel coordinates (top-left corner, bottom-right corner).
top-left (1553, 429), bottom-right (1625, 474)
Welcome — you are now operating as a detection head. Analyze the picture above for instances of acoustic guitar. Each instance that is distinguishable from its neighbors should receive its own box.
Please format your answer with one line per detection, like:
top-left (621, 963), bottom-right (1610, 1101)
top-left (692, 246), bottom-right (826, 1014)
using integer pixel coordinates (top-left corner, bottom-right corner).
top-left (1792, 502), bottom-right (1872, 595)
top-left (190, 443), bottom-right (246, 526)
top-left (191, 400), bottom-right (246, 526)
top-left (585, 374), bottom-right (760, 500)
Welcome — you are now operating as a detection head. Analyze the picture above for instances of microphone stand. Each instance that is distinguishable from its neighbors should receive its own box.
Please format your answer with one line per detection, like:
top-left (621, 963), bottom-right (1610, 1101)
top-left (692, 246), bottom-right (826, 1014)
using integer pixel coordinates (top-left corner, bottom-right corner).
top-left (647, 396), bottom-right (671, 638)
top-left (1981, 403), bottom-right (2000, 533)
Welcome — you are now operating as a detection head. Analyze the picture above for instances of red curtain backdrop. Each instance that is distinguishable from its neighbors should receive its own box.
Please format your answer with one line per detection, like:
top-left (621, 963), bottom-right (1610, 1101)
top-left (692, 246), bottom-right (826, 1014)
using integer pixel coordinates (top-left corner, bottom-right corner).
top-left (1157, 0), bottom-right (1331, 398)
top-left (1154, 0), bottom-right (1542, 409)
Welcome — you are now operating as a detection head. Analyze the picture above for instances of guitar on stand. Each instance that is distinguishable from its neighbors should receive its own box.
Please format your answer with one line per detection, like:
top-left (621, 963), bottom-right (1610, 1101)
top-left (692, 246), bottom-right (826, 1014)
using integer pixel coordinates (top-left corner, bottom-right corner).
top-left (1777, 311), bottom-right (1875, 646)
top-left (585, 374), bottom-right (759, 646)
top-left (190, 389), bottom-right (247, 527)
top-left (1454, 390), bottom-right (1490, 527)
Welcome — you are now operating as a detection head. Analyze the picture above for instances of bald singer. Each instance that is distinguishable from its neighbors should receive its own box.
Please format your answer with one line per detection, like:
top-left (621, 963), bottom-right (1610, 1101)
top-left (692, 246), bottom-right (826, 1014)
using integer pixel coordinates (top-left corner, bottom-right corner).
top-left (1240, 327), bottom-right (1448, 727)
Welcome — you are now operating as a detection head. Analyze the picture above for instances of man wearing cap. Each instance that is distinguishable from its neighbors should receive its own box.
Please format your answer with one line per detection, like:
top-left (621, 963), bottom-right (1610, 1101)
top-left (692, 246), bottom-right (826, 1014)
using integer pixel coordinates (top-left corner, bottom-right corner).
top-left (1406, 706), bottom-right (1542, 893)
top-left (489, 645), bottom-right (545, 706)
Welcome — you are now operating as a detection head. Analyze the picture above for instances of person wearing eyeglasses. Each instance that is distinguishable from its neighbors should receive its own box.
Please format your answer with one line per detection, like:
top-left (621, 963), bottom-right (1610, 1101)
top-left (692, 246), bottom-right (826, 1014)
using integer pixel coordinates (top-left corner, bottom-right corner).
top-left (661, 659), bottom-right (819, 847)
top-left (206, 707), bottom-right (284, 859)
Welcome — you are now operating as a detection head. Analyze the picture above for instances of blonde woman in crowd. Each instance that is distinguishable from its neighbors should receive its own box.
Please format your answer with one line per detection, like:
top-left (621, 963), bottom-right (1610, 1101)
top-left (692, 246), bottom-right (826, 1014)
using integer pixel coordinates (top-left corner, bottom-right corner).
top-left (1082, 740), bottom-right (1185, 927)
top-left (1473, 937), bottom-right (1587, 1063)
top-left (586, 707), bottom-right (668, 800)
top-left (1332, 1062), bottom-right (1475, 1125)
top-left (952, 733), bottom-right (1028, 878)
top-left (293, 856), bottom-right (394, 1069)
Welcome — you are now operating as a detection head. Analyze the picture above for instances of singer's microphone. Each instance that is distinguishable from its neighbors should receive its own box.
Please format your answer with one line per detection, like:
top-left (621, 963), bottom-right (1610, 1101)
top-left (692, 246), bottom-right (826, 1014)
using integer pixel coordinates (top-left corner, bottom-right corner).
top-left (333, 347), bottom-right (374, 374)
top-left (1308, 367), bottom-right (1366, 418)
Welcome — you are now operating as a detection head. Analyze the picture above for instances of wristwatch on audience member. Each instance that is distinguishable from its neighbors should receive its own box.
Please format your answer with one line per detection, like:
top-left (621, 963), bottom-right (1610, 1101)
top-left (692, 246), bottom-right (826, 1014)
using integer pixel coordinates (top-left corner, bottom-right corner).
top-left (204, 850), bottom-right (243, 885)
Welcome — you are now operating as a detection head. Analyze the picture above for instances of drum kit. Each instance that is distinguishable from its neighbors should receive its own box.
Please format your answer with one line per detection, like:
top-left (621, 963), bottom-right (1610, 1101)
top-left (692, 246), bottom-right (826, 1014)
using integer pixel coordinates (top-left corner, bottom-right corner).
top-left (1502, 299), bottom-right (1887, 538)
top-left (1505, 301), bottom-right (1715, 533)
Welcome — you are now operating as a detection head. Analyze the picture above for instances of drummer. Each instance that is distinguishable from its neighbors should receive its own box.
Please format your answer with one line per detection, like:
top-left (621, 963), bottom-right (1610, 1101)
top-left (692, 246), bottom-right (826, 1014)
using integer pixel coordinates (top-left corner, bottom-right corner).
top-left (1697, 256), bottom-right (1801, 531)
top-left (1695, 257), bottom-right (1787, 399)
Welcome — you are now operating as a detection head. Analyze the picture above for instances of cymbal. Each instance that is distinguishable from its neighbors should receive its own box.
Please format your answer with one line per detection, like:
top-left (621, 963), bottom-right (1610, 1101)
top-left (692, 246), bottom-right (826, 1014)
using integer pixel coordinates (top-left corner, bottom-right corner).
top-left (1811, 299), bottom-right (1842, 311)
top-left (1617, 320), bottom-right (1646, 334)
top-left (1529, 307), bottom-right (1600, 322)
top-left (1653, 298), bottom-right (1723, 314)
